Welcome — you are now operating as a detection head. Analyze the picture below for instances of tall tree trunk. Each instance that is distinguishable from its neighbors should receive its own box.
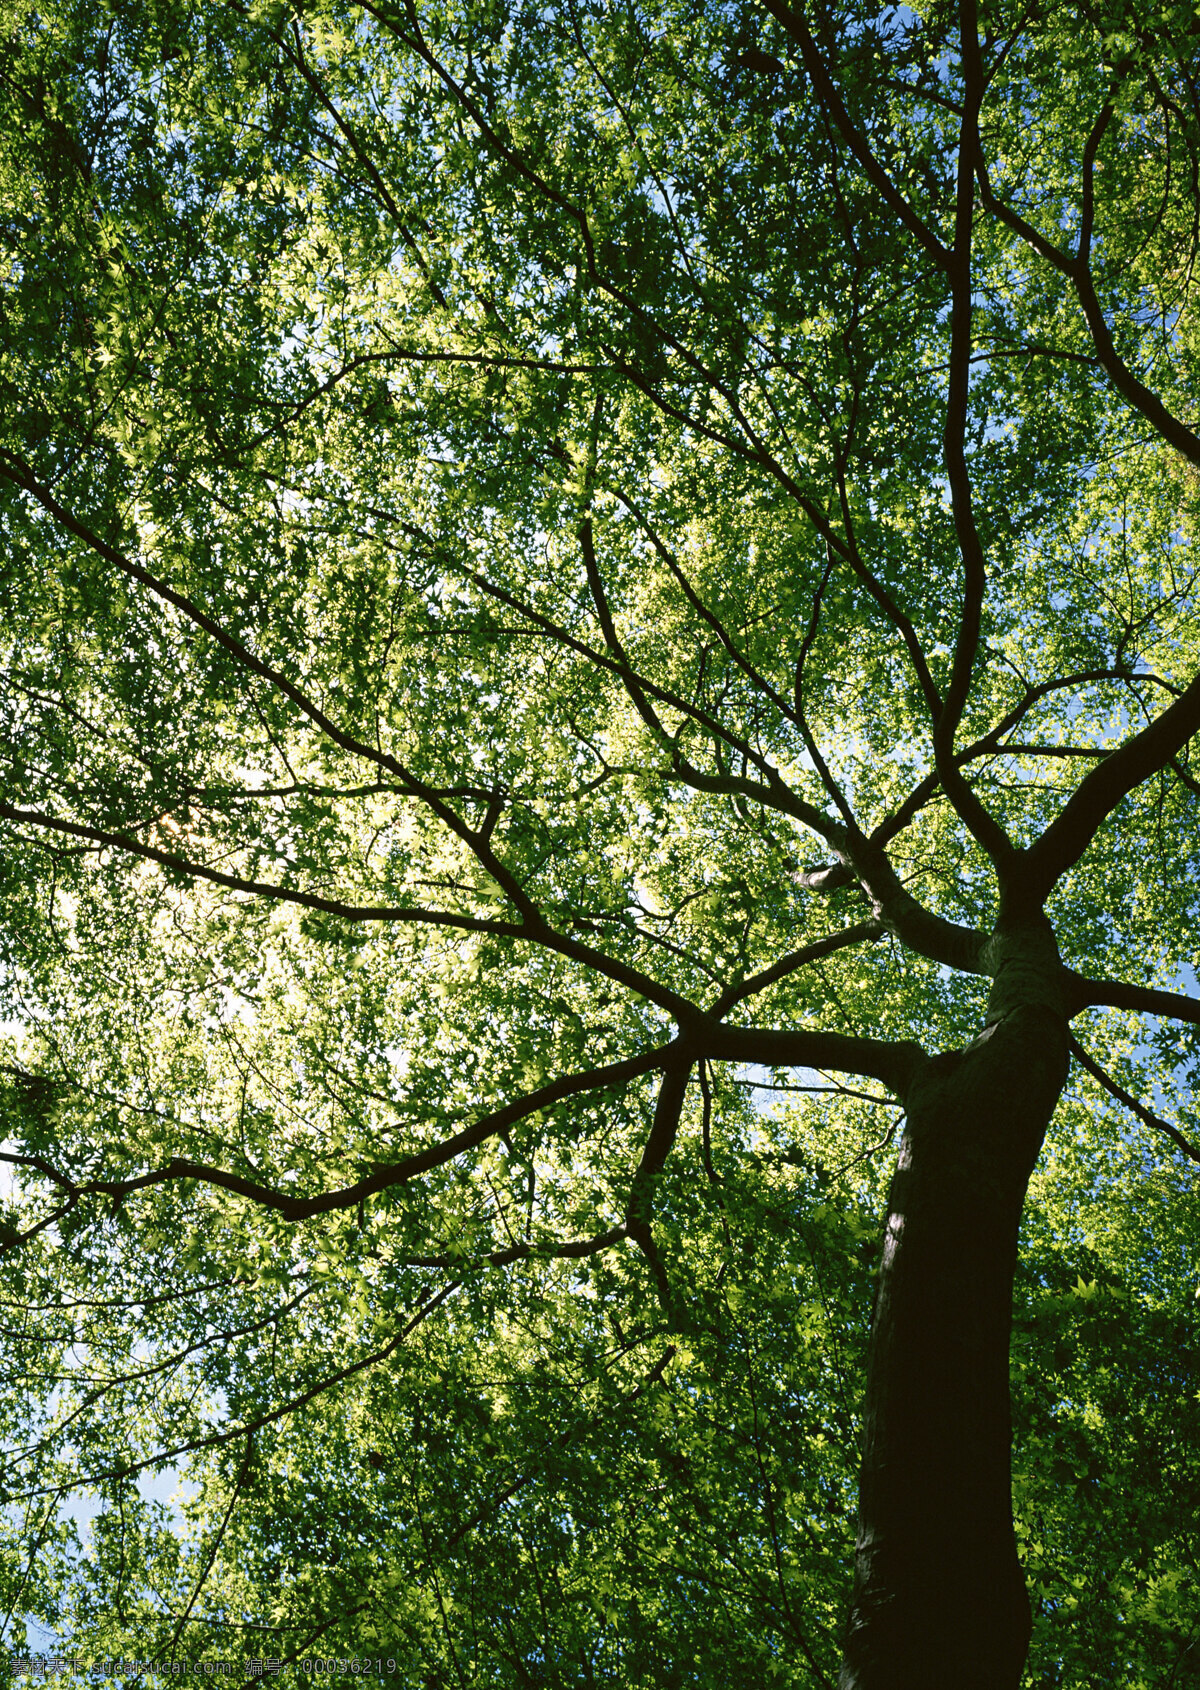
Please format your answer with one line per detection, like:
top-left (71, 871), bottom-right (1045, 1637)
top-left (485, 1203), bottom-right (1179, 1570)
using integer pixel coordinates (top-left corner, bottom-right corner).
top-left (839, 929), bottom-right (1069, 1689)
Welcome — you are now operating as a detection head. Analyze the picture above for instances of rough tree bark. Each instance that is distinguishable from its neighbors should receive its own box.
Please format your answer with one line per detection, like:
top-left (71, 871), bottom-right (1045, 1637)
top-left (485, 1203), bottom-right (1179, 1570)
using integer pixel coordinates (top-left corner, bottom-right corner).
top-left (839, 918), bottom-right (1069, 1688)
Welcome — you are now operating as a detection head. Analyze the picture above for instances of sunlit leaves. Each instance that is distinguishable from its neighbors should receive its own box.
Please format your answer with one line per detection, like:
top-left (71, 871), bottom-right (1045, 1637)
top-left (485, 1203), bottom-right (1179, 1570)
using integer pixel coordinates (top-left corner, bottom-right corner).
top-left (1, 0), bottom-right (1200, 1681)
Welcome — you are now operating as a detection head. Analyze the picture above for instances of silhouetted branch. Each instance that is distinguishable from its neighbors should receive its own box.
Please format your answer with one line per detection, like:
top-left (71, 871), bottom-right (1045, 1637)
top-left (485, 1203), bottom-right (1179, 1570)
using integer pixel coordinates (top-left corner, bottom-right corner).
top-left (626, 1057), bottom-right (692, 1312)
top-left (1068, 1034), bottom-right (1200, 1165)
top-left (710, 921), bottom-right (885, 1017)
top-left (0, 1046), bottom-right (673, 1224)
top-left (1023, 672), bottom-right (1200, 900)
top-left (1063, 971), bottom-right (1200, 1028)
top-left (761, 0), bottom-right (951, 271)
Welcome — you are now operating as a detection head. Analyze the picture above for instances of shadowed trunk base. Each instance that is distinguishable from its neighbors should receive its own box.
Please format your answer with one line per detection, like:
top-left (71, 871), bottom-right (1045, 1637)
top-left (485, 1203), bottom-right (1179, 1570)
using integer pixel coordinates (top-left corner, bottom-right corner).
top-left (838, 996), bottom-right (1068, 1690)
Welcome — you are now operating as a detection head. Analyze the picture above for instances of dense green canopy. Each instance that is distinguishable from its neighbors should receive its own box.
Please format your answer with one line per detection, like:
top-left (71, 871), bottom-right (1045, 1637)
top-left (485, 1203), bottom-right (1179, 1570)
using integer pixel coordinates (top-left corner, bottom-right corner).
top-left (1, 0), bottom-right (1199, 1681)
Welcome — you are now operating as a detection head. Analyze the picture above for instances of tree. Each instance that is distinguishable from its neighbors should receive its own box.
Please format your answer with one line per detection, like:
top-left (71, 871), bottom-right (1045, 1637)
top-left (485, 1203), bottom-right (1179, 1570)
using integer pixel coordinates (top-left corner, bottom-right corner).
top-left (1, 0), bottom-right (1199, 1681)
